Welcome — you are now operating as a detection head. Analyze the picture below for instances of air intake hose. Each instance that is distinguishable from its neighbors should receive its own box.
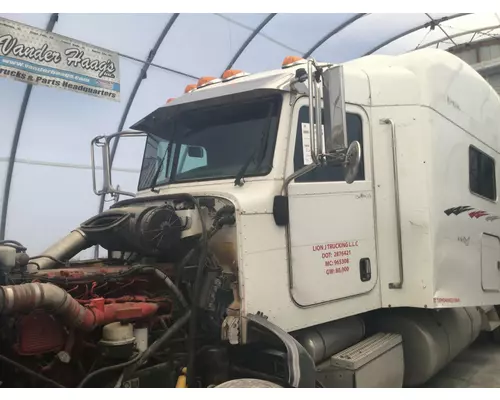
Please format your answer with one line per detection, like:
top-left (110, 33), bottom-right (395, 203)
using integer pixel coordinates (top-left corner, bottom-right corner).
top-left (27, 229), bottom-right (90, 271)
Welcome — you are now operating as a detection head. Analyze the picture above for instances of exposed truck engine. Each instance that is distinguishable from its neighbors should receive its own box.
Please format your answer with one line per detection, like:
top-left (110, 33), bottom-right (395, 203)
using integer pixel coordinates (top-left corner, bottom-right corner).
top-left (2, 48), bottom-right (500, 388)
top-left (0, 196), bottom-right (244, 388)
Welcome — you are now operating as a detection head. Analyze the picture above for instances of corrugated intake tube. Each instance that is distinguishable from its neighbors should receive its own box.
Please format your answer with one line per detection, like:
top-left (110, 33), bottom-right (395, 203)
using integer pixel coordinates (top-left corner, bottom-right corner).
top-left (0, 283), bottom-right (158, 331)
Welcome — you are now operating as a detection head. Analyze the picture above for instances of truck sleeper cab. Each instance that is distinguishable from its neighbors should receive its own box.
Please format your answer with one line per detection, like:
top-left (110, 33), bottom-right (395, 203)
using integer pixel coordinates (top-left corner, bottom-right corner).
top-left (130, 48), bottom-right (500, 386)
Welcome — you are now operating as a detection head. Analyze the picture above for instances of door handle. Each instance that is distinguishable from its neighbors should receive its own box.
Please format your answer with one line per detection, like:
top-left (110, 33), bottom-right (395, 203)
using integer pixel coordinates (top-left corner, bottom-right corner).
top-left (360, 258), bottom-right (371, 282)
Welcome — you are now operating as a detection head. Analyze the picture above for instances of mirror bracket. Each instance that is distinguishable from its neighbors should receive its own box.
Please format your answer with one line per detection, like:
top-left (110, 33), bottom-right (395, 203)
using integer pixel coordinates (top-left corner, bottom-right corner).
top-left (90, 131), bottom-right (147, 200)
top-left (322, 148), bottom-right (347, 164)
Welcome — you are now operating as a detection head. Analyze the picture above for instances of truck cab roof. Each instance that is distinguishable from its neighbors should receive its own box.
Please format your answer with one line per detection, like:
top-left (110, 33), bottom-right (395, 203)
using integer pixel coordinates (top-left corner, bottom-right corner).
top-left (132, 48), bottom-right (500, 153)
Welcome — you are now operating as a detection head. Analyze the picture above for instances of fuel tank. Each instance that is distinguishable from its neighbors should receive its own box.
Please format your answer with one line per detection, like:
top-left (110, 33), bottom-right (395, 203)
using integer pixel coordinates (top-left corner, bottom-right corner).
top-left (366, 307), bottom-right (482, 387)
top-left (292, 316), bottom-right (366, 364)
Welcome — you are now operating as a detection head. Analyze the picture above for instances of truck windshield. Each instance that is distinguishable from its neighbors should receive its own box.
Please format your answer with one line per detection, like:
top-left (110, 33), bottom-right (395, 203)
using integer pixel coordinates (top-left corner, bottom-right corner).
top-left (138, 95), bottom-right (282, 191)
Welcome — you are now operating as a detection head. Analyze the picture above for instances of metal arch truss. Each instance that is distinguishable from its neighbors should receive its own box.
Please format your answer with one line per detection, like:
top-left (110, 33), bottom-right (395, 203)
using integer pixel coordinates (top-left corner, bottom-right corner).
top-left (417, 24), bottom-right (500, 50)
top-left (223, 13), bottom-right (367, 71)
top-left (425, 13), bottom-right (456, 47)
top-left (96, 13), bottom-right (182, 217)
top-left (0, 13), bottom-right (59, 240)
top-left (303, 13), bottom-right (368, 58)
top-left (223, 13), bottom-right (277, 74)
top-left (363, 13), bottom-right (470, 56)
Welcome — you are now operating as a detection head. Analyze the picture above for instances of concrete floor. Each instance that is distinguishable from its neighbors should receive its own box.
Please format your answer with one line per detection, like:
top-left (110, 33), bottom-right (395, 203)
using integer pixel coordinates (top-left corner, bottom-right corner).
top-left (424, 333), bottom-right (500, 388)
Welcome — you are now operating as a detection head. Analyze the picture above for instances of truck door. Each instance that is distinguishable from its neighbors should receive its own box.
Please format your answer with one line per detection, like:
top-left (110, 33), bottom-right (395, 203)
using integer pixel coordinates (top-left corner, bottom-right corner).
top-left (286, 99), bottom-right (378, 307)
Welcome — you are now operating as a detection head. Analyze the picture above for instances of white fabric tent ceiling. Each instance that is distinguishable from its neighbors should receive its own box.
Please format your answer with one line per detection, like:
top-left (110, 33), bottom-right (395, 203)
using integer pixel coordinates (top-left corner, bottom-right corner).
top-left (1, 12), bottom-right (499, 257)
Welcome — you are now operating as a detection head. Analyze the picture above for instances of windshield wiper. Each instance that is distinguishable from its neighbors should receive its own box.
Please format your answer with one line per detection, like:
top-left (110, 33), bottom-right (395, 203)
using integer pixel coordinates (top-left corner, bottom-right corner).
top-left (150, 138), bottom-right (177, 193)
top-left (234, 148), bottom-right (258, 187)
top-left (234, 104), bottom-right (276, 187)
top-left (150, 119), bottom-right (180, 193)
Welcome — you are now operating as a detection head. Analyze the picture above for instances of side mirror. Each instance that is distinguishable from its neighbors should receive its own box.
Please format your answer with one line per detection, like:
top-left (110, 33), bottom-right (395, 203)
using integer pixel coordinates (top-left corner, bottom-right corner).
top-left (306, 60), bottom-right (362, 184)
top-left (90, 131), bottom-right (147, 200)
top-left (323, 65), bottom-right (362, 183)
top-left (323, 66), bottom-right (348, 154)
top-left (187, 145), bottom-right (204, 158)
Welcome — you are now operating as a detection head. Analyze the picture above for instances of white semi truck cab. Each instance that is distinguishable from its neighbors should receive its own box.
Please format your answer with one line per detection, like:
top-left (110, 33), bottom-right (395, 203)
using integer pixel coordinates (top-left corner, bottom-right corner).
top-left (1, 48), bottom-right (500, 388)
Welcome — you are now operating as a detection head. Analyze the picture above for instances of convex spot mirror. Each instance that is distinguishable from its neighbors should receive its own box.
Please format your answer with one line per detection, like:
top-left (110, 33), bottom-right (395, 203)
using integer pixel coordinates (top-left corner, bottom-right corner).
top-left (344, 140), bottom-right (362, 184)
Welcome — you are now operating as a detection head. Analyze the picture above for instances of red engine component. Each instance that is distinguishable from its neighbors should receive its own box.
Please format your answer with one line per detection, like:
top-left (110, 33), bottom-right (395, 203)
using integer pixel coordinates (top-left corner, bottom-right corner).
top-left (77, 295), bottom-right (170, 305)
top-left (14, 296), bottom-right (164, 356)
top-left (15, 312), bottom-right (66, 356)
top-left (7, 264), bottom-right (173, 358)
top-left (82, 298), bottom-right (160, 328)
top-left (13, 297), bottom-right (164, 356)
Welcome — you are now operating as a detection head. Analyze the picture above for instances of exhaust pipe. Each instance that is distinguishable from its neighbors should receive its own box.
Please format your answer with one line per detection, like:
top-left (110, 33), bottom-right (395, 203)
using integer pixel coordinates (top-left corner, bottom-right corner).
top-left (28, 229), bottom-right (91, 271)
top-left (0, 283), bottom-right (158, 331)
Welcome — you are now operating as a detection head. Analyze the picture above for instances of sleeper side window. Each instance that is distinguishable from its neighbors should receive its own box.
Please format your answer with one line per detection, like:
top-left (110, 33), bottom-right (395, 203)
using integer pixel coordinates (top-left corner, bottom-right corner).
top-left (469, 145), bottom-right (496, 201)
top-left (293, 106), bottom-right (365, 183)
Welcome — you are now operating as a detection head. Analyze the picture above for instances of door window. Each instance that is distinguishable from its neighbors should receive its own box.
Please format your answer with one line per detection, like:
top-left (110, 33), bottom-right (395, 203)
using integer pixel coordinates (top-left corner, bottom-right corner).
top-left (293, 106), bottom-right (365, 183)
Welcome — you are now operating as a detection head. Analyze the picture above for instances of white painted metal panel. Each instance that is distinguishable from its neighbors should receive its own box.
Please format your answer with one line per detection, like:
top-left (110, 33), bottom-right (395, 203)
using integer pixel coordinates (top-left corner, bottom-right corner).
top-left (369, 105), bottom-right (435, 309)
